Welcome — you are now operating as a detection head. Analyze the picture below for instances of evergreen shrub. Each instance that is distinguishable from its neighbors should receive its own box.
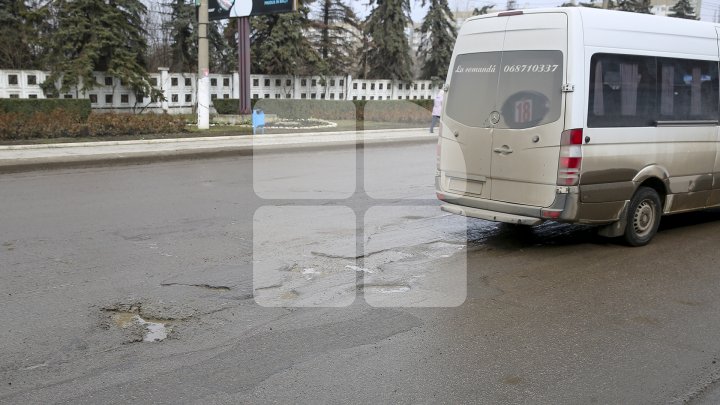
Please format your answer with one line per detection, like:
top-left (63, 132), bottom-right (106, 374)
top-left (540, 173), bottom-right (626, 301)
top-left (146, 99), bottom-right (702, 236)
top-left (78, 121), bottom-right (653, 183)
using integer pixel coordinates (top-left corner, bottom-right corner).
top-left (212, 99), bottom-right (259, 115)
top-left (0, 111), bottom-right (186, 140)
top-left (0, 99), bottom-right (92, 121)
top-left (215, 99), bottom-right (433, 123)
top-left (85, 113), bottom-right (187, 136)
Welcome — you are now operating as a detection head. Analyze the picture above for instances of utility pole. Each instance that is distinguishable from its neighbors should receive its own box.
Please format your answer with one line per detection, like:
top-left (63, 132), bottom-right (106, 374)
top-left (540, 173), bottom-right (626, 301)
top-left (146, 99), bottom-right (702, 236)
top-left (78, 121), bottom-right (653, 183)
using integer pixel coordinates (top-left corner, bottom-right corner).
top-left (237, 17), bottom-right (251, 115)
top-left (197, 0), bottom-right (210, 129)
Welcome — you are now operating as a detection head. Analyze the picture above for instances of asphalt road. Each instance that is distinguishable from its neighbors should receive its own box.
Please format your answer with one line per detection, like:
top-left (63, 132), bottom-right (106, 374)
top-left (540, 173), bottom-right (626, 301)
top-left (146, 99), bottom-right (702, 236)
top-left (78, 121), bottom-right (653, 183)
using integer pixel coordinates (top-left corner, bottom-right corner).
top-left (2, 142), bottom-right (720, 404)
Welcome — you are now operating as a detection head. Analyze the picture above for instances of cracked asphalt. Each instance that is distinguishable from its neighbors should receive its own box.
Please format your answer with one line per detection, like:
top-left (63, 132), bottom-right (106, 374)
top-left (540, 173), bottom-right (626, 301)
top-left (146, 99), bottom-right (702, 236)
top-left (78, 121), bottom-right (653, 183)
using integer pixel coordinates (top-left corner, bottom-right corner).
top-left (2, 142), bottom-right (720, 403)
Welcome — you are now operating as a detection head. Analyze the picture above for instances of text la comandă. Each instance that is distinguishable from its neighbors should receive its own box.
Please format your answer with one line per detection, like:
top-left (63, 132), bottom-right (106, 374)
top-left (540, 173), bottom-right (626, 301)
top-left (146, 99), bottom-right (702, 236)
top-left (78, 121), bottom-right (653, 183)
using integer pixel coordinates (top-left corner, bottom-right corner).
top-left (455, 65), bottom-right (497, 73)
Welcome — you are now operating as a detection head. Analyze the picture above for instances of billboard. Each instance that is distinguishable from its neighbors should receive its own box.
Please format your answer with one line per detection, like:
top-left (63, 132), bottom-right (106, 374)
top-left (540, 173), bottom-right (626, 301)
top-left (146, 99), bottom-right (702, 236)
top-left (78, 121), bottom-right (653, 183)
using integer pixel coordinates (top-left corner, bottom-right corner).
top-left (208, 0), bottom-right (297, 20)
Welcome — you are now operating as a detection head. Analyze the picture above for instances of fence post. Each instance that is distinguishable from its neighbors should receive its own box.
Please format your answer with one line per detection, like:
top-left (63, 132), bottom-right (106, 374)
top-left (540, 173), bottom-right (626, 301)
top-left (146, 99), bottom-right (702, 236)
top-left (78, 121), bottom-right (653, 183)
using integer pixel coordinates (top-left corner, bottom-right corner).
top-left (159, 67), bottom-right (169, 113)
top-left (233, 71), bottom-right (240, 99)
top-left (346, 75), bottom-right (352, 101)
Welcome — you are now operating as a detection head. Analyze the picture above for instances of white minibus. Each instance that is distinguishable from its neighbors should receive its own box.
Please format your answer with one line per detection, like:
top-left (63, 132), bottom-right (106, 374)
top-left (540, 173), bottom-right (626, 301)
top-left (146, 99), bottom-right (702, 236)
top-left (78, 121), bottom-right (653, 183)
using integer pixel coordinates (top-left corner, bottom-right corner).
top-left (437, 7), bottom-right (720, 246)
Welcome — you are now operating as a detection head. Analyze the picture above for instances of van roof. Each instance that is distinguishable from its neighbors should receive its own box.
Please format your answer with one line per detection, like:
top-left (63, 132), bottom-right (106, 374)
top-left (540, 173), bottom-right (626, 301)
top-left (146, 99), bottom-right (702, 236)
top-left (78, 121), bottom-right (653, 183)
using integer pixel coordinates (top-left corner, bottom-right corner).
top-left (462, 7), bottom-right (719, 59)
top-left (467, 7), bottom-right (716, 29)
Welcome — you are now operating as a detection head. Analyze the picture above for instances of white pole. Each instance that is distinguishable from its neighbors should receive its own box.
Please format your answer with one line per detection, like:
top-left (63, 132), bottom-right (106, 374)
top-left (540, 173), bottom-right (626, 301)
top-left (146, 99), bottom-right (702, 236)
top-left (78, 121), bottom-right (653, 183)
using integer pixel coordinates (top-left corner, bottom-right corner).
top-left (197, 0), bottom-right (210, 129)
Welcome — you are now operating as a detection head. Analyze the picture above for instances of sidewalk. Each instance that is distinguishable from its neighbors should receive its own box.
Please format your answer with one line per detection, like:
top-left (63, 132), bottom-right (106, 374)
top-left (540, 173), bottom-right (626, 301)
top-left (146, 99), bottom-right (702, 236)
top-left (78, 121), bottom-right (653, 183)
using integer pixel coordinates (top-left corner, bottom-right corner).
top-left (0, 128), bottom-right (435, 173)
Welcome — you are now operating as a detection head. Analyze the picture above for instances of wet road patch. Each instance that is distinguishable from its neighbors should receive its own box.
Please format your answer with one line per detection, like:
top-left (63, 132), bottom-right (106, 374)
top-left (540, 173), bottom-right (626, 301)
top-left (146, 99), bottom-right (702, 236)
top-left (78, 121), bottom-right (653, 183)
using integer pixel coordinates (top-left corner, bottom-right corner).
top-left (102, 303), bottom-right (174, 343)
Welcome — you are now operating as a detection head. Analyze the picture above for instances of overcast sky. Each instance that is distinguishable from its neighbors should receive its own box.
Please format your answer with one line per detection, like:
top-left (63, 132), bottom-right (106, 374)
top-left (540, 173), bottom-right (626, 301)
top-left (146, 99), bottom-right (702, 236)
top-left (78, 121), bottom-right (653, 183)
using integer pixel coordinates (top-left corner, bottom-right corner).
top-left (352, 0), bottom-right (717, 23)
top-left (351, 0), bottom-right (564, 22)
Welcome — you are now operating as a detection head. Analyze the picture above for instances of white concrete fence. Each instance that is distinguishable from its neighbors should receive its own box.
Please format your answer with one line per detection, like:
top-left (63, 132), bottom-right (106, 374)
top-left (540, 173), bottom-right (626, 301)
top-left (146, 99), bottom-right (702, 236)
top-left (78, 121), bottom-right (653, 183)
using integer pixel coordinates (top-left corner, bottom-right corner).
top-left (0, 68), bottom-right (440, 114)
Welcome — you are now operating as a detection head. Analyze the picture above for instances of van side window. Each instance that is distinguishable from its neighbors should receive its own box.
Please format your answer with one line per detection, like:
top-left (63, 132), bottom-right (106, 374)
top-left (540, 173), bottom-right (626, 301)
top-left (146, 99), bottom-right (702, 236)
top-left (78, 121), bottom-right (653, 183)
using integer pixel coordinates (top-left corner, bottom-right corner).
top-left (588, 53), bottom-right (719, 127)
top-left (588, 54), bottom-right (657, 127)
top-left (658, 58), bottom-right (718, 121)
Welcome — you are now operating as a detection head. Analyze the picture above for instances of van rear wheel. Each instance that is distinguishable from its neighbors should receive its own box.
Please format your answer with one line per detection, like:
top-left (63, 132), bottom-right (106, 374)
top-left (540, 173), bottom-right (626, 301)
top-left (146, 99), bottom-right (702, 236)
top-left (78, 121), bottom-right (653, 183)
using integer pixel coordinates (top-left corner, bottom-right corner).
top-left (624, 187), bottom-right (661, 246)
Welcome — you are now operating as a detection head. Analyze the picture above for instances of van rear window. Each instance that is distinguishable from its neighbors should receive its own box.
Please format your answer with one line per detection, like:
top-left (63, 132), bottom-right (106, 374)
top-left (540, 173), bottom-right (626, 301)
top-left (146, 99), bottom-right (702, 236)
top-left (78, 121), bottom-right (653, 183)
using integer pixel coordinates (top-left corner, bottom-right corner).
top-left (446, 50), bottom-right (563, 129)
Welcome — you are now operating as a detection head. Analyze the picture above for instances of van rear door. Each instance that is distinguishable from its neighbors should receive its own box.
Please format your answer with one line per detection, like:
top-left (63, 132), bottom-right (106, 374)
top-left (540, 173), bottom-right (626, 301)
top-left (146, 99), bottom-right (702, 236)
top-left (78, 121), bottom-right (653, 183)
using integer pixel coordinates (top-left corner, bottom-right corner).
top-left (441, 17), bottom-right (507, 200)
top-left (489, 13), bottom-right (567, 207)
top-left (443, 12), bottom-right (568, 208)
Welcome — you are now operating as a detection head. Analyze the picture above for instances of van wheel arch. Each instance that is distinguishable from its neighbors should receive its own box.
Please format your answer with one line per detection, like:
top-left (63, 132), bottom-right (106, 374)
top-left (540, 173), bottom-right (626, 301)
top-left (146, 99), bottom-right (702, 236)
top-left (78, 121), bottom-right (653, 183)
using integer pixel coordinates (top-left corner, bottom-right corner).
top-left (623, 186), bottom-right (663, 246)
top-left (635, 177), bottom-right (668, 211)
top-left (596, 177), bottom-right (667, 241)
top-left (632, 165), bottom-right (670, 206)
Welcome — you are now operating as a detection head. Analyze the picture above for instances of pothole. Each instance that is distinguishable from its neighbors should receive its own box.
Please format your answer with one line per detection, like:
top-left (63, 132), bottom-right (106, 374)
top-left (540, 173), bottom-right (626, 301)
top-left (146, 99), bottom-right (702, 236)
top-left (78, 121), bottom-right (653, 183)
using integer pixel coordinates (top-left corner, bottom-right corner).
top-left (104, 304), bottom-right (173, 343)
top-left (112, 313), bottom-right (169, 343)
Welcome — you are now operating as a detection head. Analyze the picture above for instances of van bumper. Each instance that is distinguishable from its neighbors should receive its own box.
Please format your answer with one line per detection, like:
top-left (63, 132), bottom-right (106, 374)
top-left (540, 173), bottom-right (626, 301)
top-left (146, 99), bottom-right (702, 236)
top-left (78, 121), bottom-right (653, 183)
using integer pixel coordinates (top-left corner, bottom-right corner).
top-left (436, 172), bottom-right (629, 225)
top-left (435, 176), bottom-right (571, 222)
top-left (441, 203), bottom-right (544, 225)
top-left (437, 187), bottom-right (626, 225)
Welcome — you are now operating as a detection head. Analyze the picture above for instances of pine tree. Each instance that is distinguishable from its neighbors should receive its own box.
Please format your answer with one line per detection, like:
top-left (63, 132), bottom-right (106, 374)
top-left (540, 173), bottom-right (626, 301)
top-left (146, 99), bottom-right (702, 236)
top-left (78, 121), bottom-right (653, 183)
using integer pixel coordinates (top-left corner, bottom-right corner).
top-left (310, 0), bottom-right (360, 75)
top-left (211, 21), bottom-right (236, 73)
top-left (361, 0), bottom-right (413, 81)
top-left (669, 0), bottom-right (696, 19)
top-left (250, 0), bottom-right (324, 75)
top-left (43, 0), bottom-right (162, 99)
top-left (223, 22), bottom-right (240, 74)
top-left (165, 0), bottom-right (197, 72)
top-left (472, 5), bottom-right (495, 15)
top-left (144, 0), bottom-right (172, 71)
top-left (417, 0), bottom-right (457, 80)
top-left (162, 0), bottom-right (233, 73)
top-left (356, 27), bottom-right (372, 79)
top-left (0, 0), bottom-right (45, 69)
top-left (616, 0), bottom-right (652, 14)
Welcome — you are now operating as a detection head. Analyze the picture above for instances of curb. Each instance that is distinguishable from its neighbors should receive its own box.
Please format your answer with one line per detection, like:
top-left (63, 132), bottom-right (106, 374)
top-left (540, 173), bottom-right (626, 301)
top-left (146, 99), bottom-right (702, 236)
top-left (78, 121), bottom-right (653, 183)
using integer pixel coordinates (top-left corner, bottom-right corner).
top-left (0, 127), bottom-right (428, 150)
top-left (0, 131), bottom-right (437, 174)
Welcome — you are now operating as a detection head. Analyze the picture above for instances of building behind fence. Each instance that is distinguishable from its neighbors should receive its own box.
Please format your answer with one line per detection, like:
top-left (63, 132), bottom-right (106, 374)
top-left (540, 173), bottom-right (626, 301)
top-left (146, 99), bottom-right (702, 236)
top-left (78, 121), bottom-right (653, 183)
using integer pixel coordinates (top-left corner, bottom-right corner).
top-left (0, 68), bottom-right (441, 114)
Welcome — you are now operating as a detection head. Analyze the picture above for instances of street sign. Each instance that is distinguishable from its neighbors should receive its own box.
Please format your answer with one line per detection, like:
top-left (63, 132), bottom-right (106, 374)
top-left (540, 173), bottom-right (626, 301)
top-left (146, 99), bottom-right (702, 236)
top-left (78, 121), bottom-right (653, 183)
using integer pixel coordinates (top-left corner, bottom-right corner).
top-left (208, 0), bottom-right (297, 20)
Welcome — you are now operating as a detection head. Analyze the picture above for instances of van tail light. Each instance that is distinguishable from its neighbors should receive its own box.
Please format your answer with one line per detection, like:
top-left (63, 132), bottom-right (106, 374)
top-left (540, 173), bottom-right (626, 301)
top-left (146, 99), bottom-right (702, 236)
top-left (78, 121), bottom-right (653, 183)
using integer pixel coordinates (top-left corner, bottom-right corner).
top-left (540, 209), bottom-right (562, 219)
top-left (557, 128), bottom-right (583, 186)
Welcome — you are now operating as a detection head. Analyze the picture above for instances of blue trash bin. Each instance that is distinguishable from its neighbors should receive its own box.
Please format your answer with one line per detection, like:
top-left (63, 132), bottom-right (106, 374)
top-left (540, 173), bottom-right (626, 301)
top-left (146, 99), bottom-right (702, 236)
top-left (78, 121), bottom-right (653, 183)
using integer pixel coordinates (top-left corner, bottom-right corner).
top-left (252, 109), bottom-right (265, 135)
